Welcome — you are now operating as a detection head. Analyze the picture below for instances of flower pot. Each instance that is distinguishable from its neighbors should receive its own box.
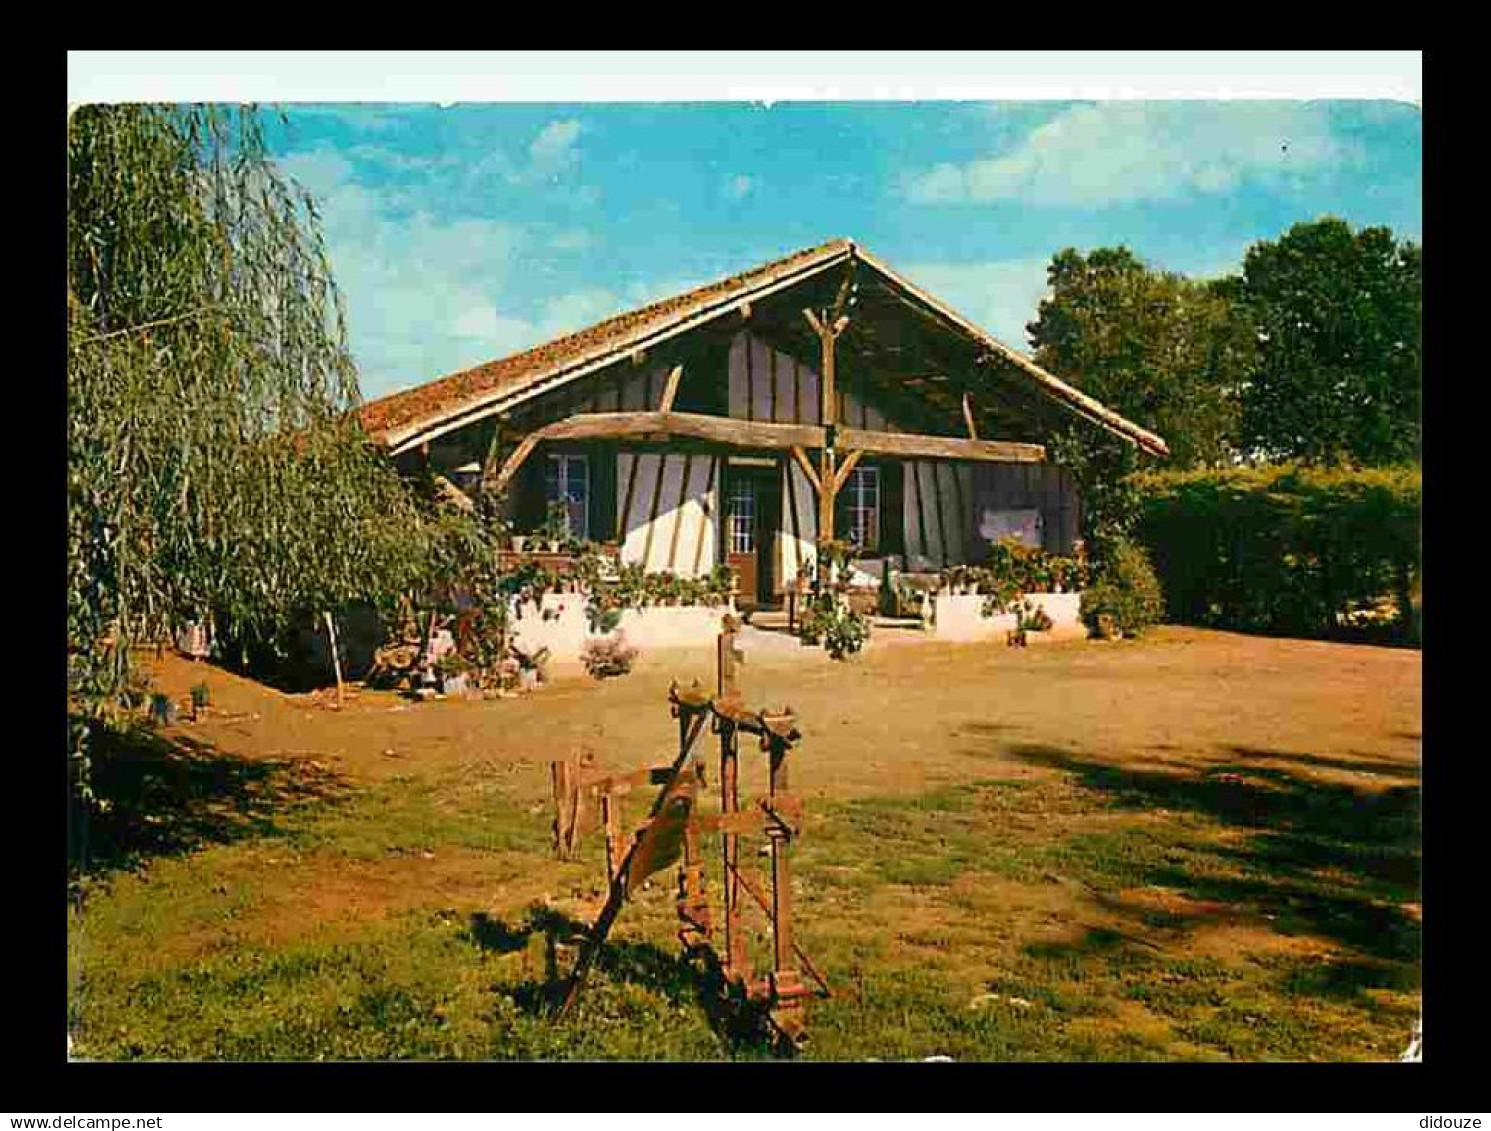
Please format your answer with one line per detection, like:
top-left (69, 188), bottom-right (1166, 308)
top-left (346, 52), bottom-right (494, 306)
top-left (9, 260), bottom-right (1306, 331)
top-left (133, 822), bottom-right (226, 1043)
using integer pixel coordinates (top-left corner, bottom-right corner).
top-left (511, 536), bottom-right (529, 553)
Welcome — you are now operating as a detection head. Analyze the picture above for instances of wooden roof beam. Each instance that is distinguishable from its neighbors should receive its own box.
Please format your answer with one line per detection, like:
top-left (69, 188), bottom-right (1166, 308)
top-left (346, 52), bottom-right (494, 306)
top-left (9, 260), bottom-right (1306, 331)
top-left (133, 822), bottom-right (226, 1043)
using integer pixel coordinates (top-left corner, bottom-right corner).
top-left (490, 409), bottom-right (1045, 490)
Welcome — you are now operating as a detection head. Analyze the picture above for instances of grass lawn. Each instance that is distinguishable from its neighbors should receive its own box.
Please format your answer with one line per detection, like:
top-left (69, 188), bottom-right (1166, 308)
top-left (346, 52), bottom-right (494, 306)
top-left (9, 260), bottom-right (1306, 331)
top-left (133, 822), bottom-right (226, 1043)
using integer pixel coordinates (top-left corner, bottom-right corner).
top-left (67, 626), bottom-right (1421, 1061)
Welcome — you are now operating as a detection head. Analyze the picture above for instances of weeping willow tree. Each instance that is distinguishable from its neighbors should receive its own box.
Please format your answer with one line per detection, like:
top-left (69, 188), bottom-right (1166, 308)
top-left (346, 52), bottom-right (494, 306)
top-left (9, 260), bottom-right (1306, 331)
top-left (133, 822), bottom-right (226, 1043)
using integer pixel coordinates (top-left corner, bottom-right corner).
top-left (68, 104), bottom-right (424, 806)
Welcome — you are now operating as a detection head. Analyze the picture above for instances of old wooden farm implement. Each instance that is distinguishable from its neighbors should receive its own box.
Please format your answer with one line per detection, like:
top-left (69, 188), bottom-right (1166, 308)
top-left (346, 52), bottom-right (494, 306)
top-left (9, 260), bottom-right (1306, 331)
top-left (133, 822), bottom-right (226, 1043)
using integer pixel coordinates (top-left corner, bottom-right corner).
top-left (548, 615), bottom-right (830, 1041)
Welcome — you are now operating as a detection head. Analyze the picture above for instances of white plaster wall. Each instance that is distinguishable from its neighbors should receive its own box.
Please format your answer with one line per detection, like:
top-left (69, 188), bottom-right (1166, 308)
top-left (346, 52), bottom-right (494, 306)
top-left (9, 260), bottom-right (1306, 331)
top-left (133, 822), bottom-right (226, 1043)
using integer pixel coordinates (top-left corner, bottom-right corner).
top-left (619, 452), bottom-right (663, 567)
top-left (931, 591), bottom-right (1084, 643)
top-left (506, 592), bottom-right (736, 666)
top-left (617, 451), bottom-right (719, 578)
top-left (781, 458), bottom-right (819, 589)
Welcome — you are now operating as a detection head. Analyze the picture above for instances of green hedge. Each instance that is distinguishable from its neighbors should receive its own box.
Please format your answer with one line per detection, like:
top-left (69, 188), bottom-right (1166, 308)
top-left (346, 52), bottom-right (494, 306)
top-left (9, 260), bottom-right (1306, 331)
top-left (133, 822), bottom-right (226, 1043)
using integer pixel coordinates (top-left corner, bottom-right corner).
top-left (1131, 464), bottom-right (1420, 641)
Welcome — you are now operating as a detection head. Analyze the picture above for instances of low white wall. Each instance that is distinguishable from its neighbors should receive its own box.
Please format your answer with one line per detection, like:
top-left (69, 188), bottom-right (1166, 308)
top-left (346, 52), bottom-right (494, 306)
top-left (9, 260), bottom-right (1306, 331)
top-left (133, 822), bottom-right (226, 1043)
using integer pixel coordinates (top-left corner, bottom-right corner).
top-left (931, 591), bottom-right (1085, 643)
top-left (507, 593), bottom-right (736, 664)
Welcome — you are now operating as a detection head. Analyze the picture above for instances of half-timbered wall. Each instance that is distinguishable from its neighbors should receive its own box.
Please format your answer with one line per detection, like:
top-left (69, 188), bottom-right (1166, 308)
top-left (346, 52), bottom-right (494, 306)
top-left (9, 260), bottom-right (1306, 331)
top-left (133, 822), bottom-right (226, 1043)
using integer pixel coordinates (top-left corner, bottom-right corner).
top-left (726, 331), bottom-right (892, 429)
top-left (901, 461), bottom-right (975, 569)
top-left (615, 451), bottom-right (721, 577)
top-left (970, 464), bottom-right (1081, 555)
top-left (522, 361), bottom-right (670, 423)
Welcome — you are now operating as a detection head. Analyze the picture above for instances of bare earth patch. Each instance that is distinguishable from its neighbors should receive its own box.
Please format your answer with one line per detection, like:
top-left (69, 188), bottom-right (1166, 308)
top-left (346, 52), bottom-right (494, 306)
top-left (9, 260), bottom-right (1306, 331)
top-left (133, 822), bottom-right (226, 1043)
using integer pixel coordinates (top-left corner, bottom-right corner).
top-left (72, 626), bottom-right (1420, 1061)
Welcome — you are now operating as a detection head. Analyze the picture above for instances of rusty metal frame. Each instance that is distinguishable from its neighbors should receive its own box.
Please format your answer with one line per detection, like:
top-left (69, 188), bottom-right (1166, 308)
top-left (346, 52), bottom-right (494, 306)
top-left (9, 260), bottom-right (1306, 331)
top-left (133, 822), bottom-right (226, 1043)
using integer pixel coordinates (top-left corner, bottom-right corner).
top-left (548, 614), bottom-right (828, 1041)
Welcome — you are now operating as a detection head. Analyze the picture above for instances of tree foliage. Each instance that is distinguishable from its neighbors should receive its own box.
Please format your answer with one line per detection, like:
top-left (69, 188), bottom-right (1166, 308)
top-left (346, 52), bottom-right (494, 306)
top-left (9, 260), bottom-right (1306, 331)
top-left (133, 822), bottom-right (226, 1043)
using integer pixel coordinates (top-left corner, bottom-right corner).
top-left (68, 105), bottom-right (422, 791)
top-left (1233, 218), bottom-right (1421, 465)
top-left (1028, 247), bottom-right (1256, 469)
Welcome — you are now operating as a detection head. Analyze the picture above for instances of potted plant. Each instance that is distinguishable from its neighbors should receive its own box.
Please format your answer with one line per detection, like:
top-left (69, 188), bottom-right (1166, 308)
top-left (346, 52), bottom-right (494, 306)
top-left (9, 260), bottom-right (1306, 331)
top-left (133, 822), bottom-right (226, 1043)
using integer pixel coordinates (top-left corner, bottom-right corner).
top-left (543, 501), bottom-right (568, 554)
top-left (511, 533), bottom-right (530, 554)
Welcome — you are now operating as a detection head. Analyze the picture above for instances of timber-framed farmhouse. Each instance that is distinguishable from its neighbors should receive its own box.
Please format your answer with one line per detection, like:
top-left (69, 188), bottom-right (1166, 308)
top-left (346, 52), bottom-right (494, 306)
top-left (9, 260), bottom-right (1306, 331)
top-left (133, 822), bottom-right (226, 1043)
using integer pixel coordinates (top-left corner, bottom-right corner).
top-left (359, 238), bottom-right (1169, 610)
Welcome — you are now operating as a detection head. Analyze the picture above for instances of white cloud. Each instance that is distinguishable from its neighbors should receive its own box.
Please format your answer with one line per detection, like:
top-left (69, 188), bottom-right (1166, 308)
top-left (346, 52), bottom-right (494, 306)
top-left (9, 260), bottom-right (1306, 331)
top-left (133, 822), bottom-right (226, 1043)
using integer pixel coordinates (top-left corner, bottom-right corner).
top-left (275, 146), bottom-right (532, 394)
top-left (459, 118), bottom-right (588, 193)
top-left (904, 102), bottom-right (1361, 207)
top-left (896, 257), bottom-right (1055, 348)
top-left (723, 174), bottom-right (754, 201)
top-left (527, 118), bottom-right (582, 181)
top-left (549, 227), bottom-right (592, 251)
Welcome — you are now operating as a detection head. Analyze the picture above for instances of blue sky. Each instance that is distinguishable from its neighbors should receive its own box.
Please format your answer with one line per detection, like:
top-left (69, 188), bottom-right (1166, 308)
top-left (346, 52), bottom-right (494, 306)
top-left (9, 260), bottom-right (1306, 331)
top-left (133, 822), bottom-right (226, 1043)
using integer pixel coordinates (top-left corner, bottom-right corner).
top-left (261, 100), bottom-right (1422, 402)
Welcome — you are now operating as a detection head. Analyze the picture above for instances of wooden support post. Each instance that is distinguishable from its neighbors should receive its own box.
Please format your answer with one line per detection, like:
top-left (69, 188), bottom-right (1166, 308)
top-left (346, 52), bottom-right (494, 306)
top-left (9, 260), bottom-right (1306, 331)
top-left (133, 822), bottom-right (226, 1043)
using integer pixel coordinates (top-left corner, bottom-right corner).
top-left (492, 430), bottom-right (543, 494)
top-left (677, 802), bottom-right (710, 946)
top-left (716, 615), bottom-right (747, 979)
top-left (962, 391), bottom-right (979, 441)
top-left (766, 728), bottom-right (807, 1038)
top-left (831, 449), bottom-right (864, 495)
top-left (322, 611), bottom-right (345, 708)
top-left (600, 789), bottom-right (623, 883)
top-left (803, 307), bottom-right (849, 547)
top-left (819, 317), bottom-right (837, 544)
top-left (720, 724), bottom-right (745, 980)
top-left (552, 755), bottom-right (588, 861)
top-left (480, 415), bottom-right (506, 498)
top-left (658, 364), bottom-right (684, 414)
top-left (717, 614), bottom-right (745, 701)
top-left (788, 446), bottom-right (822, 495)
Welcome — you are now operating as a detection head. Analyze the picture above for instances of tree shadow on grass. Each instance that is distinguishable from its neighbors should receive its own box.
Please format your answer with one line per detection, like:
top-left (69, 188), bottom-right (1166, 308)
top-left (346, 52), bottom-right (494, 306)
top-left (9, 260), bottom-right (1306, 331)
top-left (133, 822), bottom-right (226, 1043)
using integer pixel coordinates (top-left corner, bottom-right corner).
top-left (467, 905), bottom-right (790, 1056)
top-left (1002, 742), bottom-right (1421, 975)
top-left (70, 723), bottom-right (349, 887)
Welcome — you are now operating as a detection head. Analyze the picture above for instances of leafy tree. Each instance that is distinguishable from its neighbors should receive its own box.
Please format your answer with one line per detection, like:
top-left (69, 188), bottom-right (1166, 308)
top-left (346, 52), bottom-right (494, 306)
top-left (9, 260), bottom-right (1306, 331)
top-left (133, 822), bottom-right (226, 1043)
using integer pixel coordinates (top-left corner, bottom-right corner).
top-left (1028, 247), bottom-right (1255, 469)
top-left (68, 105), bottom-right (421, 805)
top-left (1233, 217), bottom-right (1420, 465)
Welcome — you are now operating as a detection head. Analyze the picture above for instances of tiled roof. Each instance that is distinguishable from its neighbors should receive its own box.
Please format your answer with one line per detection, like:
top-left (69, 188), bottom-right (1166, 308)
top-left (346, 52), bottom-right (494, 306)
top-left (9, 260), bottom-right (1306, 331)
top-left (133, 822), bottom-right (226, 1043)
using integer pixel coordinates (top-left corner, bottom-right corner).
top-left (357, 236), bottom-right (1169, 458)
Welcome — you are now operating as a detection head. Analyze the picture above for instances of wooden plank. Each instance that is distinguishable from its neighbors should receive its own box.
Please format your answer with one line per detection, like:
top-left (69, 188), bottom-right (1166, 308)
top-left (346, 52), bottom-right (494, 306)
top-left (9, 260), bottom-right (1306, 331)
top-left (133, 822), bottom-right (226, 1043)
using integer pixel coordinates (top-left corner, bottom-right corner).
top-left (658, 364), bottom-right (684, 414)
top-left (617, 450), bottom-right (641, 542)
top-left (928, 461), bottom-right (949, 567)
top-left (768, 347), bottom-right (778, 423)
top-left (907, 459), bottom-right (929, 562)
top-left (951, 463), bottom-right (970, 562)
top-left (744, 332), bottom-right (754, 422)
top-left (962, 392), bottom-right (979, 440)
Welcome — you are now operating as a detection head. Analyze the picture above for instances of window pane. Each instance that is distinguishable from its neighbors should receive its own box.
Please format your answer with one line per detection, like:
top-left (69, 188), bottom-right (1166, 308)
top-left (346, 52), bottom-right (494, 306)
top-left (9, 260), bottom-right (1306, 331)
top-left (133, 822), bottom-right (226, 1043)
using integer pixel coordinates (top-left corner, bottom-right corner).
top-left (728, 479), bottom-right (755, 554)
top-left (847, 466), bottom-right (879, 550)
top-left (546, 455), bottom-right (588, 539)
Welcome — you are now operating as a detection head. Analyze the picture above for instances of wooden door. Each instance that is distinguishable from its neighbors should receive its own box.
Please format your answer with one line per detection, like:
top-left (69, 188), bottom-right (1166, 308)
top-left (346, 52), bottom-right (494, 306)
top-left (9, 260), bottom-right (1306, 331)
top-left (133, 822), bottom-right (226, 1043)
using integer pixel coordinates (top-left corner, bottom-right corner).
top-left (724, 465), bottom-right (780, 608)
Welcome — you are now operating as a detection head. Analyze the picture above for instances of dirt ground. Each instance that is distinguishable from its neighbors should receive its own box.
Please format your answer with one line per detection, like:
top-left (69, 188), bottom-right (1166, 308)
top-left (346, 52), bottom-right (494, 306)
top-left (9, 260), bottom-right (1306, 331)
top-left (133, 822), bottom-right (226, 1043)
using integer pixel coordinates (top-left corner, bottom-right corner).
top-left (149, 624), bottom-right (1420, 798)
top-left (75, 625), bottom-right (1421, 1061)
